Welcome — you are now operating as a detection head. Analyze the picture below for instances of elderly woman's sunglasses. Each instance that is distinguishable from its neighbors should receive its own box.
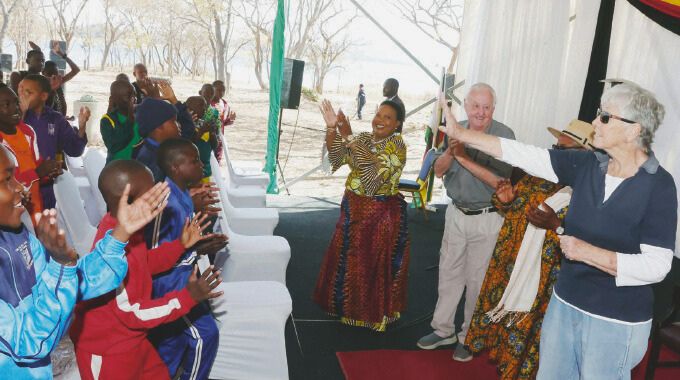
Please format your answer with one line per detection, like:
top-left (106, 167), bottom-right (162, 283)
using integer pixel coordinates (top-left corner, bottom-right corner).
top-left (596, 108), bottom-right (636, 124)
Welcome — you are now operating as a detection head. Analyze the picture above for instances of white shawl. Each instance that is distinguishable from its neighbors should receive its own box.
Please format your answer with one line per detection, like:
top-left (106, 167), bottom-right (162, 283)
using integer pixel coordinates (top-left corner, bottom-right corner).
top-left (486, 186), bottom-right (572, 325)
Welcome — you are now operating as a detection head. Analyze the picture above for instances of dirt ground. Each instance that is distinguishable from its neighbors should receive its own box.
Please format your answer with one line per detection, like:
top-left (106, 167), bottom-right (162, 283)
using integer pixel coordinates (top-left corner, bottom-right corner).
top-left (64, 70), bottom-right (444, 199)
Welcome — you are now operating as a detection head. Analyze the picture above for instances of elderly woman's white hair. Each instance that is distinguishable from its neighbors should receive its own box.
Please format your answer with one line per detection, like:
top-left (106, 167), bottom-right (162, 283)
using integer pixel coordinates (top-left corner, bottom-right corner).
top-left (600, 83), bottom-right (665, 153)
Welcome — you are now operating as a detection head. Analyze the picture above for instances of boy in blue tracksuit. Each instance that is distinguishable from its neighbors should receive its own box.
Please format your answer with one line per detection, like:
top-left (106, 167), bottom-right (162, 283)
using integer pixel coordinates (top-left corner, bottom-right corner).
top-left (0, 144), bottom-right (170, 379)
top-left (135, 93), bottom-right (196, 183)
top-left (147, 138), bottom-right (226, 380)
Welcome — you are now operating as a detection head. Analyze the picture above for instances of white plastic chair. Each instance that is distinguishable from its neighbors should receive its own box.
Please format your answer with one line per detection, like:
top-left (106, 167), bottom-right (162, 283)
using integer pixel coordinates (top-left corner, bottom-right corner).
top-left (213, 207), bottom-right (290, 285)
top-left (53, 171), bottom-right (97, 256)
top-left (219, 133), bottom-right (270, 188)
top-left (210, 154), bottom-right (278, 236)
top-left (208, 281), bottom-right (292, 380)
top-left (82, 149), bottom-right (108, 222)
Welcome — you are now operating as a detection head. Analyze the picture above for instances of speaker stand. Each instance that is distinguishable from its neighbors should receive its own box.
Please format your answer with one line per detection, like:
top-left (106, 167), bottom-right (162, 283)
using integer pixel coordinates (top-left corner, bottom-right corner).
top-left (275, 107), bottom-right (291, 195)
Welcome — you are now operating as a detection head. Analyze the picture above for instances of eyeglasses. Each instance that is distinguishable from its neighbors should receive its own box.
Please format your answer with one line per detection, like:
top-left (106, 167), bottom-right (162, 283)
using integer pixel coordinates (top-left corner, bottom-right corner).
top-left (596, 108), bottom-right (636, 124)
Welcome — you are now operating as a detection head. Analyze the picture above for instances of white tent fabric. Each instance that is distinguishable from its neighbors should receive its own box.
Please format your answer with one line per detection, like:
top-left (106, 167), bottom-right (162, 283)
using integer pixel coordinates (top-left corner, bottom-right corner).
top-left (606, 0), bottom-right (680, 257)
top-left (208, 281), bottom-right (292, 380)
top-left (455, 0), bottom-right (600, 147)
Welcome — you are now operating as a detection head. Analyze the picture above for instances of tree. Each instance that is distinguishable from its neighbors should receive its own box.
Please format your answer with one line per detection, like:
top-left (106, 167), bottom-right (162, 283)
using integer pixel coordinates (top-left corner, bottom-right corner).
top-left (236, 0), bottom-right (276, 91)
top-left (0, 0), bottom-right (20, 53)
top-left (6, 0), bottom-right (35, 66)
top-left (285, 0), bottom-right (332, 60)
top-left (392, 0), bottom-right (463, 73)
top-left (41, 0), bottom-right (89, 50)
top-left (307, 5), bottom-right (356, 94)
top-left (181, 0), bottom-right (246, 91)
top-left (99, 0), bottom-right (126, 70)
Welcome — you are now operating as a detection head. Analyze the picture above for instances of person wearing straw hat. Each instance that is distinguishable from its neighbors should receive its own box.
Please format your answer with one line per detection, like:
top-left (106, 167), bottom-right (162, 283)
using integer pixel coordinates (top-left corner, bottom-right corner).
top-left (465, 119), bottom-right (594, 378)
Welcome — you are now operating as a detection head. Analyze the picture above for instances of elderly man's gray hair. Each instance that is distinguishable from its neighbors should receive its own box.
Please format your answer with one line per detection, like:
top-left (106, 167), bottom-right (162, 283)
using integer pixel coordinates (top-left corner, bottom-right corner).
top-left (601, 83), bottom-right (665, 153)
top-left (466, 83), bottom-right (497, 106)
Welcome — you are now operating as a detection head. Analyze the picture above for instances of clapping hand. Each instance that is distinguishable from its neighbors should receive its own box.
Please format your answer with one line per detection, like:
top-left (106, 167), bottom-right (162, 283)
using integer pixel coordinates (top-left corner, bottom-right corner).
top-left (36, 158), bottom-right (63, 180)
top-left (448, 137), bottom-right (467, 159)
top-left (180, 212), bottom-right (211, 249)
top-left (336, 109), bottom-right (353, 138)
top-left (437, 92), bottom-right (463, 140)
top-left (319, 99), bottom-right (338, 130)
top-left (194, 233), bottom-right (228, 256)
top-left (186, 265), bottom-right (223, 302)
top-left (35, 209), bottom-right (77, 266)
top-left (112, 182), bottom-right (170, 242)
top-left (526, 202), bottom-right (561, 230)
top-left (495, 179), bottom-right (516, 204)
top-left (138, 78), bottom-right (160, 98)
top-left (78, 106), bottom-right (91, 137)
top-left (157, 82), bottom-right (177, 104)
top-left (190, 183), bottom-right (221, 216)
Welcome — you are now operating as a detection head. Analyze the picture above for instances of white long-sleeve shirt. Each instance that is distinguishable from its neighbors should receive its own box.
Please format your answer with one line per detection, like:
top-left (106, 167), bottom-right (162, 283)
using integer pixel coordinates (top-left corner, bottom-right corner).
top-left (499, 138), bottom-right (673, 287)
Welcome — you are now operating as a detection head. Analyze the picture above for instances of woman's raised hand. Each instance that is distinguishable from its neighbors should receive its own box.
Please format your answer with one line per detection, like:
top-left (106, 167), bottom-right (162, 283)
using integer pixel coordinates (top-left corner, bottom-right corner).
top-left (437, 92), bottom-right (463, 139)
top-left (336, 109), bottom-right (353, 138)
top-left (319, 99), bottom-right (338, 129)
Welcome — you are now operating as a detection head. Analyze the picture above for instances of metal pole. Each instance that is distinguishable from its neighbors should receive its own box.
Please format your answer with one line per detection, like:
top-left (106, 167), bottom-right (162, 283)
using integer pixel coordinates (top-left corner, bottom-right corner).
top-left (349, 0), bottom-right (439, 84)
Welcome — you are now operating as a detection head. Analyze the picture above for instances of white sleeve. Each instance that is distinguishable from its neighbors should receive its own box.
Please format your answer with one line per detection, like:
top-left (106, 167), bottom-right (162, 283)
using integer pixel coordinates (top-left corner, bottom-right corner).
top-left (615, 244), bottom-right (673, 286)
top-left (499, 138), bottom-right (559, 183)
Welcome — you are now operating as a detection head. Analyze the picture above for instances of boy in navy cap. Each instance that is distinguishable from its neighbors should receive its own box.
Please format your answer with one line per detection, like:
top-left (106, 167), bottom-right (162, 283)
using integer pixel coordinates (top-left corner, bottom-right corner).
top-left (135, 98), bottom-right (182, 182)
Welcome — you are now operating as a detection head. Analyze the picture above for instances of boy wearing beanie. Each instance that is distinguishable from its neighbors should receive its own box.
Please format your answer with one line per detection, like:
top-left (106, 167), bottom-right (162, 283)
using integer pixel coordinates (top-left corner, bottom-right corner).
top-left (135, 98), bottom-right (182, 182)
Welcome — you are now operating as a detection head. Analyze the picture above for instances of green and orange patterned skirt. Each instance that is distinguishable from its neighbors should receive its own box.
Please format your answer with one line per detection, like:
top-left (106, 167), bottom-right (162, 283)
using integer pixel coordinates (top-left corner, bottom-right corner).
top-left (313, 190), bottom-right (410, 332)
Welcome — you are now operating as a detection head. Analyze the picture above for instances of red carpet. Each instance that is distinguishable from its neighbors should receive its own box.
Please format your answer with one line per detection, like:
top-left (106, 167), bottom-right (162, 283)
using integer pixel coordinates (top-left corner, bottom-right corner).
top-left (337, 346), bottom-right (680, 380)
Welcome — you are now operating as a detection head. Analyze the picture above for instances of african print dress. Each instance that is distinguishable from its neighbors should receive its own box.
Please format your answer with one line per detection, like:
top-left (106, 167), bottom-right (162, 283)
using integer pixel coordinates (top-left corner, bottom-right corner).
top-left (465, 175), bottom-right (565, 379)
top-left (313, 132), bottom-right (410, 332)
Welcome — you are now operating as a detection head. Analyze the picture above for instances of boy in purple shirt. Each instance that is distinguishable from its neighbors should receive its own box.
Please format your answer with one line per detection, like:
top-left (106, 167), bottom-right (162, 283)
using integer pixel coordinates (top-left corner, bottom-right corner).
top-left (19, 74), bottom-right (90, 208)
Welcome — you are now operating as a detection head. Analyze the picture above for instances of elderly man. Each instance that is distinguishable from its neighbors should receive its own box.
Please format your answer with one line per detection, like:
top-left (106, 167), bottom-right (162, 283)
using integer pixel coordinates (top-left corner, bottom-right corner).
top-left (417, 83), bottom-right (515, 362)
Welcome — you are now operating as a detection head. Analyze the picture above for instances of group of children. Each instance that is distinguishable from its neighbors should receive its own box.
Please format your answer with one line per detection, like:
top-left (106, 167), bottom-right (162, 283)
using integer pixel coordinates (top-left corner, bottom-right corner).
top-left (0, 51), bottom-right (236, 379)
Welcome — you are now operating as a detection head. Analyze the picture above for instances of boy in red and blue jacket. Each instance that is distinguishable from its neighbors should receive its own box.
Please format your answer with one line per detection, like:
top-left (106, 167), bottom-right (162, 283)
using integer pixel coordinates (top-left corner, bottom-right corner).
top-left (70, 160), bottom-right (223, 380)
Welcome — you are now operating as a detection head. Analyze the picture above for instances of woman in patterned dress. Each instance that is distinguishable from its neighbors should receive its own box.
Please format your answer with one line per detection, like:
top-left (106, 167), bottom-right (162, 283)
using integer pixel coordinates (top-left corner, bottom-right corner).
top-left (313, 99), bottom-right (410, 332)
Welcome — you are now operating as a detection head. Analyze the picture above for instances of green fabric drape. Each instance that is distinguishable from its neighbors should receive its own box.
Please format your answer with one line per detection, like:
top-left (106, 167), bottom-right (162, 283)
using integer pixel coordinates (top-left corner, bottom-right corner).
top-left (264, 0), bottom-right (286, 194)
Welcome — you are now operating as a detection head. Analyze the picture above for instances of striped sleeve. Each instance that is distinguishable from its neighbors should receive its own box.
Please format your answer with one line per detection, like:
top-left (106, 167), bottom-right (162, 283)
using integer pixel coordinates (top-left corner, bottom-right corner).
top-left (0, 235), bottom-right (78, 363)
top-left (112, 262), bottom-right (197, 329)
top-left (327, 133), bottom-right (349, 173)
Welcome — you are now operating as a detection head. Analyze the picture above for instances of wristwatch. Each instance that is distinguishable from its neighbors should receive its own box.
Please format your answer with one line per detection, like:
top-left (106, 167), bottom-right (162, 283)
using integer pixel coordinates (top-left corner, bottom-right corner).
top-left (555, 220), bottom-right (565, 235)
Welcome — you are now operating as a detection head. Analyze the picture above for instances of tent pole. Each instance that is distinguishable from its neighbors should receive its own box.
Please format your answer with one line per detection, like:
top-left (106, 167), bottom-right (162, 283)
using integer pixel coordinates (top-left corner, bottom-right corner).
top-left (348, 0), bottom-right (439, 84)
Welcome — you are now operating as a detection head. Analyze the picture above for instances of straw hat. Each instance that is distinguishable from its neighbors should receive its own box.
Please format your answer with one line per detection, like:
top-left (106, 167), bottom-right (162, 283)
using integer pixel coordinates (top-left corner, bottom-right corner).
top-left (547, 119), bottom-right (595, 149)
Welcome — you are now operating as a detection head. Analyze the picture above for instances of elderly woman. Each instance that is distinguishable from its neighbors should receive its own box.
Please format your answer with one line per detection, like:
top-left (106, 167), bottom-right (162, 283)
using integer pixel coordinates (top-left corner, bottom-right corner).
top-left (438, 83), bottom-right (676, 378)
top-left (313, 99), bottom-right (410, 332)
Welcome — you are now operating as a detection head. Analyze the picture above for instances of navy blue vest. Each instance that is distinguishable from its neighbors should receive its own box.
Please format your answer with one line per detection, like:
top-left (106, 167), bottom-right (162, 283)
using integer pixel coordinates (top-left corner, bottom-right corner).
top-left (550, 150), bottom-right (677, 322)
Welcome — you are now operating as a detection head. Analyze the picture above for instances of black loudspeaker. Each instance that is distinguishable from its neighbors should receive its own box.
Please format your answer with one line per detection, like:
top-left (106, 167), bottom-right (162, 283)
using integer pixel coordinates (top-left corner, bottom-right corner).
top-left (281, 58), bottom-right (304, 109)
